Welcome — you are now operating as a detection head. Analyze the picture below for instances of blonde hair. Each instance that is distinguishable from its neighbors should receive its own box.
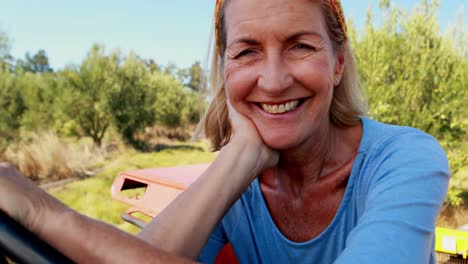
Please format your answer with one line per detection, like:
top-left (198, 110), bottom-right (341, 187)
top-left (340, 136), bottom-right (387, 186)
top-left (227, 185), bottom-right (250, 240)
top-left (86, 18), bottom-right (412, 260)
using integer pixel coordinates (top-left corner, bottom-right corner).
top-left (197, 0), bottom-right (367, 151)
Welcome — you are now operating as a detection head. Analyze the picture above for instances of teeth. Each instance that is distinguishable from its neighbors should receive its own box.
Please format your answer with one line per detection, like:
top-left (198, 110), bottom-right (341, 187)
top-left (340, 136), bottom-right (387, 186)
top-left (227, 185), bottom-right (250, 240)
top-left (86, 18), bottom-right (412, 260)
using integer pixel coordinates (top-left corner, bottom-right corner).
top-left (261, 100), bottom-right (299, 114)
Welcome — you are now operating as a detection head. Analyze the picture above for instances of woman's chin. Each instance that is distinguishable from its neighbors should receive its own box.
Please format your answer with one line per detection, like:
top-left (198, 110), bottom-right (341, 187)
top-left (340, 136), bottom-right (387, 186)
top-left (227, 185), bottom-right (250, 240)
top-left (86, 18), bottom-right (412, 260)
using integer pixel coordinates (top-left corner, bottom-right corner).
top-left (260, 133), bottom-right (301, 150)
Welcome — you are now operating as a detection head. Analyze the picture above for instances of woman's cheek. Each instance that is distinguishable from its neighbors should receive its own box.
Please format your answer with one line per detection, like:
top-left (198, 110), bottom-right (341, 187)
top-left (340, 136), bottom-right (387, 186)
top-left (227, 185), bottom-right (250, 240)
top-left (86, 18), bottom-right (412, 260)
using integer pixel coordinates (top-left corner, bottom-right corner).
top-left (224, 62), bottom-right (258, 101)
top-left (293, 55), bottom-right (335, 93)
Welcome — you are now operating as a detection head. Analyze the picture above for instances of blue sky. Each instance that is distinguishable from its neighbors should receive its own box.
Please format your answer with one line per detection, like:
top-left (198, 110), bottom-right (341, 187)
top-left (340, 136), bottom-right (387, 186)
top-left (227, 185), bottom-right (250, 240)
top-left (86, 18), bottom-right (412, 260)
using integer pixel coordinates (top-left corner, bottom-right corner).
top-left (0, 0), bottom-right (465, 70)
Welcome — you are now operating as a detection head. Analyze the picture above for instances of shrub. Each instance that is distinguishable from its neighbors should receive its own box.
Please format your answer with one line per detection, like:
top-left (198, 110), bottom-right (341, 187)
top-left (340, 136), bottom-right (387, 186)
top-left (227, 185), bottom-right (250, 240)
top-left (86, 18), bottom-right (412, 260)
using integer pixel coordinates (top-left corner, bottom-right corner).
top-left (4, 131), bottom-right (119, 183)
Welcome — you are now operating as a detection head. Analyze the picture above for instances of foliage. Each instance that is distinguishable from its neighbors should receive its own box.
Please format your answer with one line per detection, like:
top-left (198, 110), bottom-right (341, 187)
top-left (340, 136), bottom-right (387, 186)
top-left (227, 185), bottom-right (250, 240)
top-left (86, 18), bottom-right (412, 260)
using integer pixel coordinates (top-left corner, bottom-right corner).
top-left (152, 72), bottom-right (190, 128)
top-left (0, 70), bottom-right (25, 150)
top-left (62, 45), bottom-right (118, 146)
top-left (19, 72), bottom-right (68, 131)
top-left (16, 49), bottom-right (53, 73)
top-left (0, 29), bottom-right (9, 59)
top-left (58, 45), bottom-right (205, 147)
top-left (443, 143), bottom-right (468, 207)
top-left (0, 28), bottom-right (13, 71)
top-left (354, 1), bottom-right (467, 143)
top-left (4, 131), bottom-right (120, 182)
top-left (352, 0), bottom-right (467, 205)
top-left (179, 61), bottom-right (207, 92)
top-left (108, 52), bottom-right (156, 147)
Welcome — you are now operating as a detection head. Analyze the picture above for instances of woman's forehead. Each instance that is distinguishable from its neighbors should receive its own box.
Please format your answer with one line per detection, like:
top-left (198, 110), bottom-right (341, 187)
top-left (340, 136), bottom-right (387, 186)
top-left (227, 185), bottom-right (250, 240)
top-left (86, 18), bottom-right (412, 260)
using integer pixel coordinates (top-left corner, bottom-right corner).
top-left (224, 0), bottom-right (326, 42)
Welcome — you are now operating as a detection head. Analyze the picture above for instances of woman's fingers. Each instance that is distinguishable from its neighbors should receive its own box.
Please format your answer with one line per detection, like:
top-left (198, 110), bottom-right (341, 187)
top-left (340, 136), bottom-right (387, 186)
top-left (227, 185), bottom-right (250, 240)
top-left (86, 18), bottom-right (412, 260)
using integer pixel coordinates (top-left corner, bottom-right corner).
top-left (226, 98), bottom-right (251, 134)
top-left (225, 98), bottom-right (279, 172)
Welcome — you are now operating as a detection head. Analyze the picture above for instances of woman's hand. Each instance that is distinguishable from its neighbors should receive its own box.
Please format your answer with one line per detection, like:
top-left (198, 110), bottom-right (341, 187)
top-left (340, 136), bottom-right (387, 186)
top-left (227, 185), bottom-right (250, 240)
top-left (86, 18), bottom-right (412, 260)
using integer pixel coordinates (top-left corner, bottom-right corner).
top-left (226, 99), bottom-right (279, 179)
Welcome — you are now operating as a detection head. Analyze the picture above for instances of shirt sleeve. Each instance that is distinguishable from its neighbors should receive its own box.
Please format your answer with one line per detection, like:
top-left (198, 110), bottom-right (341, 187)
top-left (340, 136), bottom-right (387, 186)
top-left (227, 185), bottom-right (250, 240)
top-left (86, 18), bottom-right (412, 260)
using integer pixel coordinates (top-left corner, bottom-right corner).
top-left (198, 221), bottom-right (228, 264)
top-left (335, 131), bottom-right (450, 264)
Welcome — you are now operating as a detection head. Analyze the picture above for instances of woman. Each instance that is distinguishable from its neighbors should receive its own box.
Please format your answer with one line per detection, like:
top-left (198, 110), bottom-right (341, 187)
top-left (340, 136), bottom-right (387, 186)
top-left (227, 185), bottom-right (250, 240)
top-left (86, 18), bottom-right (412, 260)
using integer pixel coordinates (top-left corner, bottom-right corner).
top-left (0, 0), bottom-right (449, 263)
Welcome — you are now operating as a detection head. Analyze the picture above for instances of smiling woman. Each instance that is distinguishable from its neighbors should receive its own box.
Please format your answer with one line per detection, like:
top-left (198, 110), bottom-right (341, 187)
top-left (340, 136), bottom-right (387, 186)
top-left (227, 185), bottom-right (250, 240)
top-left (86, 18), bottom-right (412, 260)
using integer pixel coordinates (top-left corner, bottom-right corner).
top-left (0, 0), bottom-right (450, 263)
top-left (186, 0), bottom-right (449, 262)
top-left (204, 0), bottom-right (366, 151)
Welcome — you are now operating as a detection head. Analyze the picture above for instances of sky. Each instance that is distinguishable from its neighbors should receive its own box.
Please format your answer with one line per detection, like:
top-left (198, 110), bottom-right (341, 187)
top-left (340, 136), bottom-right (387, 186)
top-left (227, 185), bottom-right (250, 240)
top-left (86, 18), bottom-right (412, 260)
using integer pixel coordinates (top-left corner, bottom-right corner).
top-left (0, 0), bottom-right (466, 70)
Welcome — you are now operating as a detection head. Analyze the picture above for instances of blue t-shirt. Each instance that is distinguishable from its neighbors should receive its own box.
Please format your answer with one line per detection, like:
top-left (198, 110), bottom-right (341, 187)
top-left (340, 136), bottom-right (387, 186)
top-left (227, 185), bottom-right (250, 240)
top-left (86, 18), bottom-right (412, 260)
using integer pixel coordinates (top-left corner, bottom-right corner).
top-left (199, 118), bottom-right (450, 264)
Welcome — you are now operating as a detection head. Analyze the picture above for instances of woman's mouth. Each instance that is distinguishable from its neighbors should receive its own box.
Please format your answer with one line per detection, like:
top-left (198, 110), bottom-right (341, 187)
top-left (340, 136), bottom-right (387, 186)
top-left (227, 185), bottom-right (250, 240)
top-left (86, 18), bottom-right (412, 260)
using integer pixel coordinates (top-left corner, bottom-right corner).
top-left (258, 98), bottom-right (306, 114)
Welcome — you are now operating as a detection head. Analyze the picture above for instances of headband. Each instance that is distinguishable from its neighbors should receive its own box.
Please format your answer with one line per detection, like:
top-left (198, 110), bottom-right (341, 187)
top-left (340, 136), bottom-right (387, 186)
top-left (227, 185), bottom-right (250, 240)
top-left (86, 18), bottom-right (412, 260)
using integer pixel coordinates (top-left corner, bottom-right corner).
top-left (215, 0), bottom-right (347, 51)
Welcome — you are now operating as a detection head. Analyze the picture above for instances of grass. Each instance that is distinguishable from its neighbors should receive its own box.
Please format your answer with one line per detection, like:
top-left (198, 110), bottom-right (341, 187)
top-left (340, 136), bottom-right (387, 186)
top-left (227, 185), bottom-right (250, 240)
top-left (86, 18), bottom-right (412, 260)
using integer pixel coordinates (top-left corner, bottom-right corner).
top-left (48, 141), bottom-right (216, 234)
top-left (4, 131), bottom-right (120, 183)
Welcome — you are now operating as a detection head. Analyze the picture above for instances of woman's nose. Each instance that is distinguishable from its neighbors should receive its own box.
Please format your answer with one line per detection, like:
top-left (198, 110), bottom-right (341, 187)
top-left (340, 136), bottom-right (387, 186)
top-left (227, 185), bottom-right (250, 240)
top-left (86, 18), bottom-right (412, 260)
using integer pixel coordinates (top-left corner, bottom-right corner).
top-left (257, 54), bottom-right (293, 94)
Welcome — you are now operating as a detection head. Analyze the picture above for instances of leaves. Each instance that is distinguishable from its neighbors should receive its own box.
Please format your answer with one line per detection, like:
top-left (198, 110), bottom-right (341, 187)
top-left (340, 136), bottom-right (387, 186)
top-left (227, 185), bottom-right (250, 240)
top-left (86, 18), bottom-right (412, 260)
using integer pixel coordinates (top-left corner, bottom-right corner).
top-left (353, 0), bottom-right (467, 205)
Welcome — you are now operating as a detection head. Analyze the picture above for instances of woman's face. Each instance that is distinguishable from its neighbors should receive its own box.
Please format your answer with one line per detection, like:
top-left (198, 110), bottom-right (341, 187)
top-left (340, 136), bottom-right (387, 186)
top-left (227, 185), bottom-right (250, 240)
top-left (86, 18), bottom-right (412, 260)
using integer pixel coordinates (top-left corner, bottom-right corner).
top-left (223, 0), bottom-right (345, 150)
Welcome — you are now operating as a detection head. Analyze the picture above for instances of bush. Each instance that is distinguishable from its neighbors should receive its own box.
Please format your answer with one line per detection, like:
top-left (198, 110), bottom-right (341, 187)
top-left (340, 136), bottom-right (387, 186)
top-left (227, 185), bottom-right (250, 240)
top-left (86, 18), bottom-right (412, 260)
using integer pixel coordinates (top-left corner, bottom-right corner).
top-left (353, 1), bottom-right (466, 143)
top-left (4, 131), bottom-right (119, 183)
top-left (108, 52), bottom-right (156, 147)
top-left (352, 1), bottom-right (467, 205)
top-left (61, 45), bottom-right (118, 146)
top-left (0, 70), bottom-right (25, 151)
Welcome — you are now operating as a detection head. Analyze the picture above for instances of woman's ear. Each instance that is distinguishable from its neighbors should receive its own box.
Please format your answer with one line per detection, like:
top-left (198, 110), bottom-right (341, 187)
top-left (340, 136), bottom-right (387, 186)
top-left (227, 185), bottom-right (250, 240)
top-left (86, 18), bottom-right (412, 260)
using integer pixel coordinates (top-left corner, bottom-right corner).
top-left (333, 49), bottom-right (345, 86)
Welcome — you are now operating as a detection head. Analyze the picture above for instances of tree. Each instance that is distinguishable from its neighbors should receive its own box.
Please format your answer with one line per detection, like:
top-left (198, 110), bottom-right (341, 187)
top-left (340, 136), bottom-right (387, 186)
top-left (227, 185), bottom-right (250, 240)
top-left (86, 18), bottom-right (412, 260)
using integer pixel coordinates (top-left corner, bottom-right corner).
top-left (17, 49), bottom-right (53, 73)
top-left (145, 59), bottom-right (161, 73)
top-left (0, 70), bottom-right (25, 150)
top-left (62, 45), bottom-right (119, 146)
top-left (0, 29), bottom-right (13, 71)
top-left (108, 52), bottom-right (156, 147)
top-left (19, 71), bottom-right (67, 131)
top-left (353, 0), bottom-right (467, 205)
top-left (152, 71), bottom-right (187, 128)
top-left (185, 61), bottom-right (206, 92)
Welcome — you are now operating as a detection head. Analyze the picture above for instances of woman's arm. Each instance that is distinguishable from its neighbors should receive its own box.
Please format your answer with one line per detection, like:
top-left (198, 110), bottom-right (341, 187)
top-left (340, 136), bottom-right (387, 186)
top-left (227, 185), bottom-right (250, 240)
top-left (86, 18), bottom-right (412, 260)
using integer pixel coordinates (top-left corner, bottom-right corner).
top-left (139, 101), bottom-right (278, 259)
top-left (0, 163), bottom-right (193, 263)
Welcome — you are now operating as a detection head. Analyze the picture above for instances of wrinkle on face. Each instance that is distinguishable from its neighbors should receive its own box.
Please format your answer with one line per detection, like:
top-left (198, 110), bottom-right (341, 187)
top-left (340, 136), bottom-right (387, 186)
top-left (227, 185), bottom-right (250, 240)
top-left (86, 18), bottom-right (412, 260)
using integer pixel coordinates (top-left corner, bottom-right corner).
top-left (225, 0), bottom-right (330, 47)
top-left (223, 0), bottom-right (337, 83)
top-left (222, 0), bottom-right (342, 152)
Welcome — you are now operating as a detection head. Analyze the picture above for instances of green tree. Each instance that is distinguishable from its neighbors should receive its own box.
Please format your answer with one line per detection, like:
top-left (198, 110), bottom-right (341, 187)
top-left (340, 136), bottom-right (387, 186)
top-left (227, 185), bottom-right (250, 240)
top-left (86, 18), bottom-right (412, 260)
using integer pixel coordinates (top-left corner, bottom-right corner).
top-left (108, 52), bottom-right (156, 147)
top-left (62, 44), bottom-right (119, 146)
top-left (186, 61), bottom-right (206, 92)
top-left (354, 0), bottom-right (466, 143)
top-left (0, 70), bottom-right (25, 150)
top-left (151, 71), bottom-right (187, 128)
top-left (16, 49), bottom-right (53, 73)
top-left (150, 71), bottom-right (206, 127)
top-left (19, 71), bottom-right (68, 132)
top-left (353, 0), bottom-right (467, 205)
top-left (0, 29), bottom-right (13, 71)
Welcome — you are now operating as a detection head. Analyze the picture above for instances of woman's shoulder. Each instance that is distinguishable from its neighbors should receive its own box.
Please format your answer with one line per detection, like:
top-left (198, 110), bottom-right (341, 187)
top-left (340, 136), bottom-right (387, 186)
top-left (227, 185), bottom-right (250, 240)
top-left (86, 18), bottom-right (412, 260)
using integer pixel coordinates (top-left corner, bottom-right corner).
top-left (351, 118), bottom-right (450, 217)
top-left (359, 117), bottom-right (445, 156)
top-left (356, 117), bottom-right (449, 184)
top-left (356, 117), bottom-right (450, 185)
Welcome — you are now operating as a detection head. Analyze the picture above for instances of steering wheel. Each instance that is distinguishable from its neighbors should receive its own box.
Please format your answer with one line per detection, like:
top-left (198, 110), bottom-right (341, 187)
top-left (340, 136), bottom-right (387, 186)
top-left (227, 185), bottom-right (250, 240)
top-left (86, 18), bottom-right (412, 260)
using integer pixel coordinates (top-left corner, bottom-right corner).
top-left (0, 211), bottom-right (73, 264)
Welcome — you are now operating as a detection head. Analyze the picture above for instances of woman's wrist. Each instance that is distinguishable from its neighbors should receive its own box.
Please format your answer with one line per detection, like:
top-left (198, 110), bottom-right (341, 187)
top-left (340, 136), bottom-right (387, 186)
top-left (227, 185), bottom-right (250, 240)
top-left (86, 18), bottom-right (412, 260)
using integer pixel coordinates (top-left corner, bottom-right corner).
top-left (221, 137), bottom-right (260, 172)
top-left (212, 137), bottom-right (268, 194)
top-left (227, 134), bottom-right (278, 176)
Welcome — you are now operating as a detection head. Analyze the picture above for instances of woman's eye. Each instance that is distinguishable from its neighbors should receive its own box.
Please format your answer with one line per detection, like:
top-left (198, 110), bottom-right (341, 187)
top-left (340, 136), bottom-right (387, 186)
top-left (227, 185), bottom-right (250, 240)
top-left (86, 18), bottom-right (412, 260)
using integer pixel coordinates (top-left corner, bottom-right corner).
top-left (235, 49), bottom-right (253, 58)
top-left (293, 44), bottom-right (314, 51)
